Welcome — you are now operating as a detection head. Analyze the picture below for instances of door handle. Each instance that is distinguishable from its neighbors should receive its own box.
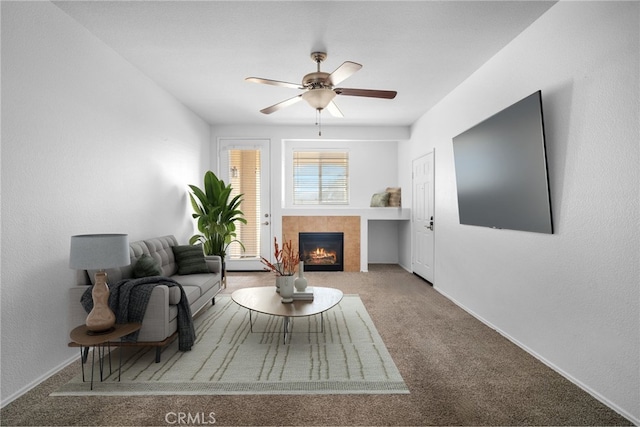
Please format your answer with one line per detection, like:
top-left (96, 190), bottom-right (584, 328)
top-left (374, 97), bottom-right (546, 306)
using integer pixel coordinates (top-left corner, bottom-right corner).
top-left (425, 216), bottom-right (434, 231)
top-left (262, 221), bottom-right (270, 226)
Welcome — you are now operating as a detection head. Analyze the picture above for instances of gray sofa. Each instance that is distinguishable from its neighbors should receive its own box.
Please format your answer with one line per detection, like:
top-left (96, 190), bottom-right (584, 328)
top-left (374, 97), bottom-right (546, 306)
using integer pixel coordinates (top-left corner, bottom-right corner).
top-left (69, 235), bottom-right (222, 362)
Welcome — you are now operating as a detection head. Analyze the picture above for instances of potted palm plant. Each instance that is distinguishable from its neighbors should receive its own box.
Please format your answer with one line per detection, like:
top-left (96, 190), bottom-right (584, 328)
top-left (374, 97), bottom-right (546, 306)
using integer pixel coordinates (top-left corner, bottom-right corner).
top-left (188, 171), bottom-right (246, 269)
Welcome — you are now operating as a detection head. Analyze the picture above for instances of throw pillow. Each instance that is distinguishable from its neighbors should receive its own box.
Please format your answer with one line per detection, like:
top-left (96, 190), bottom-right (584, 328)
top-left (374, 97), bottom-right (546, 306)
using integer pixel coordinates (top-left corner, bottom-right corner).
top-left (172, 245), bottom-right (209, 275)
top-left (386, 187), bottom-right (401, 207)
top-left (132, 254), bottom-right (163, 278)
top-left (370, 192), bottom-right (390, 207)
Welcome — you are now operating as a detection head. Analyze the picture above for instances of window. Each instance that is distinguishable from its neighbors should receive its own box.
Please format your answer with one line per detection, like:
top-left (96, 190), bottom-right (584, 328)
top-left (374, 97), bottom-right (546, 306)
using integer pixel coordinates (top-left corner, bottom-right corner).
top-left (293, 151), bottom-right (349, 205)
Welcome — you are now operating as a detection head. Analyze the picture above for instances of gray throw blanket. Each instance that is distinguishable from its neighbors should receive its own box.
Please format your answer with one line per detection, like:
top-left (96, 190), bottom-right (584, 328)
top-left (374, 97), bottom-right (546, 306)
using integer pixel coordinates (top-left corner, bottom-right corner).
top-left (81, 276), bottom-right (196, 352)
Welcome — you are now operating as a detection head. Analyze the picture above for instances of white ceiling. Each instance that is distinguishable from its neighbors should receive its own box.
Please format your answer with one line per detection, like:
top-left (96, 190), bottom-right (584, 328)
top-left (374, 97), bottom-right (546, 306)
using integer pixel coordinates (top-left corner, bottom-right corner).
top-left (53, 1), bottom-right (556, 127)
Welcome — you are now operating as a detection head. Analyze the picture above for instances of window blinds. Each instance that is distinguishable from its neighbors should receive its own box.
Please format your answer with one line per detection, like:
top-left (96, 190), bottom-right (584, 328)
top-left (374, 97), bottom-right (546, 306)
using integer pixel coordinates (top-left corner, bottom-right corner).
top-left (228, 149), bottom-right (260, 259)
top-left (293, 151), bottom-right (349, 205)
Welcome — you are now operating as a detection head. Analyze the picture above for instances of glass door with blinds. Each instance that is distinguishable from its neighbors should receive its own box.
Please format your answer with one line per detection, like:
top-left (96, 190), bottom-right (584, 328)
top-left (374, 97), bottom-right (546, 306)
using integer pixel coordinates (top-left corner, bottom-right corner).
top-left (218, 139), bottom-right (270, 271)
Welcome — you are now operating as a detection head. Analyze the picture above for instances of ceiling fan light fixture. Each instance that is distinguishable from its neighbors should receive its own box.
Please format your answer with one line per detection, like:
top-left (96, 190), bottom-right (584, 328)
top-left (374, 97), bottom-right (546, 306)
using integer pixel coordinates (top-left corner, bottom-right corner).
top-left (248, 52), bottom-right (396, 121)
top-left (301, 88), bottom-right (336, 110)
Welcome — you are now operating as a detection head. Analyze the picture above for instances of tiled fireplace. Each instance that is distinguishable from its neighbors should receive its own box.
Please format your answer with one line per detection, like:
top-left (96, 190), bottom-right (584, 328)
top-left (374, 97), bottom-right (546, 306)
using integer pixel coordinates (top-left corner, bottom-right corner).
top-left (282, 216), bottom-right (360, 272)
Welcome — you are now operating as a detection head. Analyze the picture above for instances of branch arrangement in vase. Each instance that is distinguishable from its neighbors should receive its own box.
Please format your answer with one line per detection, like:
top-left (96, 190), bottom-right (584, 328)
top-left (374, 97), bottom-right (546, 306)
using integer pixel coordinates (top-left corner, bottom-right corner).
top-left (261, 237), bottom-right (299, 276)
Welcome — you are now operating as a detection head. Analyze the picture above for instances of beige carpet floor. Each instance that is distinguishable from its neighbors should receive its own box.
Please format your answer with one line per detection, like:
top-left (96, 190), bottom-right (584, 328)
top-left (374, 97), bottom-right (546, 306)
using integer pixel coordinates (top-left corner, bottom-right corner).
top-left (1, 265), bottom-right (632, 426)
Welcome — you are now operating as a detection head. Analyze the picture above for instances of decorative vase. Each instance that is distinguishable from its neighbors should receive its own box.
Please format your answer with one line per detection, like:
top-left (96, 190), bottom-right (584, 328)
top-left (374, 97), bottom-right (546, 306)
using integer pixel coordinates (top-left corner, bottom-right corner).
top-left (294, 261), bottom-right (308, 292)
top-left (275, 275), bottom-right (284, 293)
top-left (274, 263), bottom-right (283, 292)
top-left (280, 275), bottom-right (294, 303)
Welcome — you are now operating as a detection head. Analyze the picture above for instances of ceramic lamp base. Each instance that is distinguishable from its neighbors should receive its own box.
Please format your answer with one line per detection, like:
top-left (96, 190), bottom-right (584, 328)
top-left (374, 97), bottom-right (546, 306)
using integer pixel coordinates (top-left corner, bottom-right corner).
top-left (86, 271), bottom-right (116, 333)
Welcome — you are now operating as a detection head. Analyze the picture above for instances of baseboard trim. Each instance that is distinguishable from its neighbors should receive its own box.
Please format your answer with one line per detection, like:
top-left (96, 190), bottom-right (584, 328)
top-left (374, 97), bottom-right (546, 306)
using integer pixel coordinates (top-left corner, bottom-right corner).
top-left (433, 285), bottom-right (638, 426)
top-left (1, 353), bottom-right (78, 408)
top-left (398, 262), bottom-right (412, 273)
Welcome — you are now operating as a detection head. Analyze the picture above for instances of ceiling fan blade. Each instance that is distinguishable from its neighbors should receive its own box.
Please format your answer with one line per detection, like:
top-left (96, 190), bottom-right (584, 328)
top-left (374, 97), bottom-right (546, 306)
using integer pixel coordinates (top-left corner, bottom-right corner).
top-left (325, 101), bottom-right (344, 118)
top-left (259, 95), bottom-right (303, 114)
top-left (335, 88), bottom-right (397, 99)
top-left (327, 61), bottom-right (362, 86)
top-left (245, 77), bottom-right (302, 90)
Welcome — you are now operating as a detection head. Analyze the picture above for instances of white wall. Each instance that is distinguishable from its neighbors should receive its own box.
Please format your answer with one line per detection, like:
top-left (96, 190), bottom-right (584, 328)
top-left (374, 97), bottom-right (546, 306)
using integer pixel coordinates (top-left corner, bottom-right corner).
top-left (210, 125), bottom-right (410, 266)
top-left (406, 2), bottom-right (639, 422)
top-left (1, 2), bottom-right (211, 404)
top-left (368, 221), bottom-right (400, 264)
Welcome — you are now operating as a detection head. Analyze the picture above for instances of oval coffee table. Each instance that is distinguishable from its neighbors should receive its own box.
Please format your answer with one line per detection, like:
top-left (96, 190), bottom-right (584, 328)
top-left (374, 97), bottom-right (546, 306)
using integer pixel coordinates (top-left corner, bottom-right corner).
top-left (231, 286), bottom-right (343, 344)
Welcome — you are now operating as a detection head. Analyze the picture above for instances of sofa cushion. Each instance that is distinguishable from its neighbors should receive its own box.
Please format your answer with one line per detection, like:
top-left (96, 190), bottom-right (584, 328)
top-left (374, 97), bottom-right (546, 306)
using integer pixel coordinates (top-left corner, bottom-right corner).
top-left (132, 254), bottom-right (163, 278)
top-left (180, 285), bottom-right (202, 306)
top-left (172, 245), bottom-right (209, 275)
top-left (173, 273), bottom-right (218, 303)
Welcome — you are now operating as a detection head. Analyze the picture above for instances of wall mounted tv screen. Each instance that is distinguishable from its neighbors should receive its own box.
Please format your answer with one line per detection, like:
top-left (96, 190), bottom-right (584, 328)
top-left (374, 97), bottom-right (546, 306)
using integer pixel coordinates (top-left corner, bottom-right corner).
top-left (452, 91), bottom-right (553, 234)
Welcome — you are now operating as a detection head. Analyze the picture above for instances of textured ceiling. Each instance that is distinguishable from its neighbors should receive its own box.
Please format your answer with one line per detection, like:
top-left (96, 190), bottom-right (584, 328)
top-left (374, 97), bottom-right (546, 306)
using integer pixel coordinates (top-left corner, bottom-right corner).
top-left (53, 1), bottom-right (556, 127)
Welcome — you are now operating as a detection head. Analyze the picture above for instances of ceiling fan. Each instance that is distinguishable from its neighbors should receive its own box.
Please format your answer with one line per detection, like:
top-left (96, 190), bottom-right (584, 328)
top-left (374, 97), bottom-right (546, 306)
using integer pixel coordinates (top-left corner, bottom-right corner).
top-left (246, 52), bottom-right (397, 118)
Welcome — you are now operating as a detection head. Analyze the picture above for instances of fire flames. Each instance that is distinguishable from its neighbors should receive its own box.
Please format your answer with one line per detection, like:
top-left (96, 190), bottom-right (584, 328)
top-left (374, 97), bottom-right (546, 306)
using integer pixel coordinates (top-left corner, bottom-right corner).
top-left (307, 247), bottom-right (337, 265)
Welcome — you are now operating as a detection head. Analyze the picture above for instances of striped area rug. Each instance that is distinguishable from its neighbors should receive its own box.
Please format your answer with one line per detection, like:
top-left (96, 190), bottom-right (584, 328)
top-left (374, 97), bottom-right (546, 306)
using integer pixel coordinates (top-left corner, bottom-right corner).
top-left (53, 295), bottom-right (409, 396)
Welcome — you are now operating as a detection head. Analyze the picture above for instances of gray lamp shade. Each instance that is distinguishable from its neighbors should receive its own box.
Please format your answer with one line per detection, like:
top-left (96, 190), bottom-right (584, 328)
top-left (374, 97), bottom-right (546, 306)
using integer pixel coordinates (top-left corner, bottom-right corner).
top-left (69, 234), bottom-right (130, 270)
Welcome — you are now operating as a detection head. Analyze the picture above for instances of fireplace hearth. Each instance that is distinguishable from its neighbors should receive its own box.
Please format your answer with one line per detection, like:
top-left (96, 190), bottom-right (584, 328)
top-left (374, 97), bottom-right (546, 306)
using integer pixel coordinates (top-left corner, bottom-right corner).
top-left (299, 232), bottom-right (344, 272)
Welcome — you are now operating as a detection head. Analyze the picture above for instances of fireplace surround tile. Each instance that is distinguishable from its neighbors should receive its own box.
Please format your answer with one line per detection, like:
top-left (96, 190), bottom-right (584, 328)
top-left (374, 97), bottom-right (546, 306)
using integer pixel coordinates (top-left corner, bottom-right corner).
top-left (283, 216), bottom-right (360, 272)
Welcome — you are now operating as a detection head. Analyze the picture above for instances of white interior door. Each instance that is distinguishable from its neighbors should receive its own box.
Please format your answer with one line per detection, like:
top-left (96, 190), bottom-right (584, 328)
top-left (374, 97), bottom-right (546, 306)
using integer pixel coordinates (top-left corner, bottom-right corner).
top-left (412, 151), bottom-right (435, 283)
top-left (219, 139), bottom-right (270, 271)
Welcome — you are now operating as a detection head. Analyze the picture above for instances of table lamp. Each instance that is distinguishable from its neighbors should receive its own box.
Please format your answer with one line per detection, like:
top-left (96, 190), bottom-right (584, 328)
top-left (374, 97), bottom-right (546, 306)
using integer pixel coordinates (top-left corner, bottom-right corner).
top-left (69, 234), bottom-right (130, 334)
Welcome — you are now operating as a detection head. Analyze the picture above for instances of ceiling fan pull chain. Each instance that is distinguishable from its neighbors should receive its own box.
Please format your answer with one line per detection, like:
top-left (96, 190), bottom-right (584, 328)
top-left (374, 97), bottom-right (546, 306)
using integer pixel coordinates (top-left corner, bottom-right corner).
top-left (317, 109), bottom-right (322, 136)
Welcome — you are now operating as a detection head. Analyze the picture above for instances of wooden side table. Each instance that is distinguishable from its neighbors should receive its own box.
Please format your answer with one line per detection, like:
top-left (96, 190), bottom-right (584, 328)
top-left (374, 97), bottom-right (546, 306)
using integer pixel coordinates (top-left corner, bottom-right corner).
top-left (69, 323), bottom-right (141, 390)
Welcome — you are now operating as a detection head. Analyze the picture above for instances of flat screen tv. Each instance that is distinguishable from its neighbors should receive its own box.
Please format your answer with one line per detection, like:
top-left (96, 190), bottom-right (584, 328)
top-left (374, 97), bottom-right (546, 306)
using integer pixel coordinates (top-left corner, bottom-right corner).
top-left (452, 91), bottom-right (553, 234)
